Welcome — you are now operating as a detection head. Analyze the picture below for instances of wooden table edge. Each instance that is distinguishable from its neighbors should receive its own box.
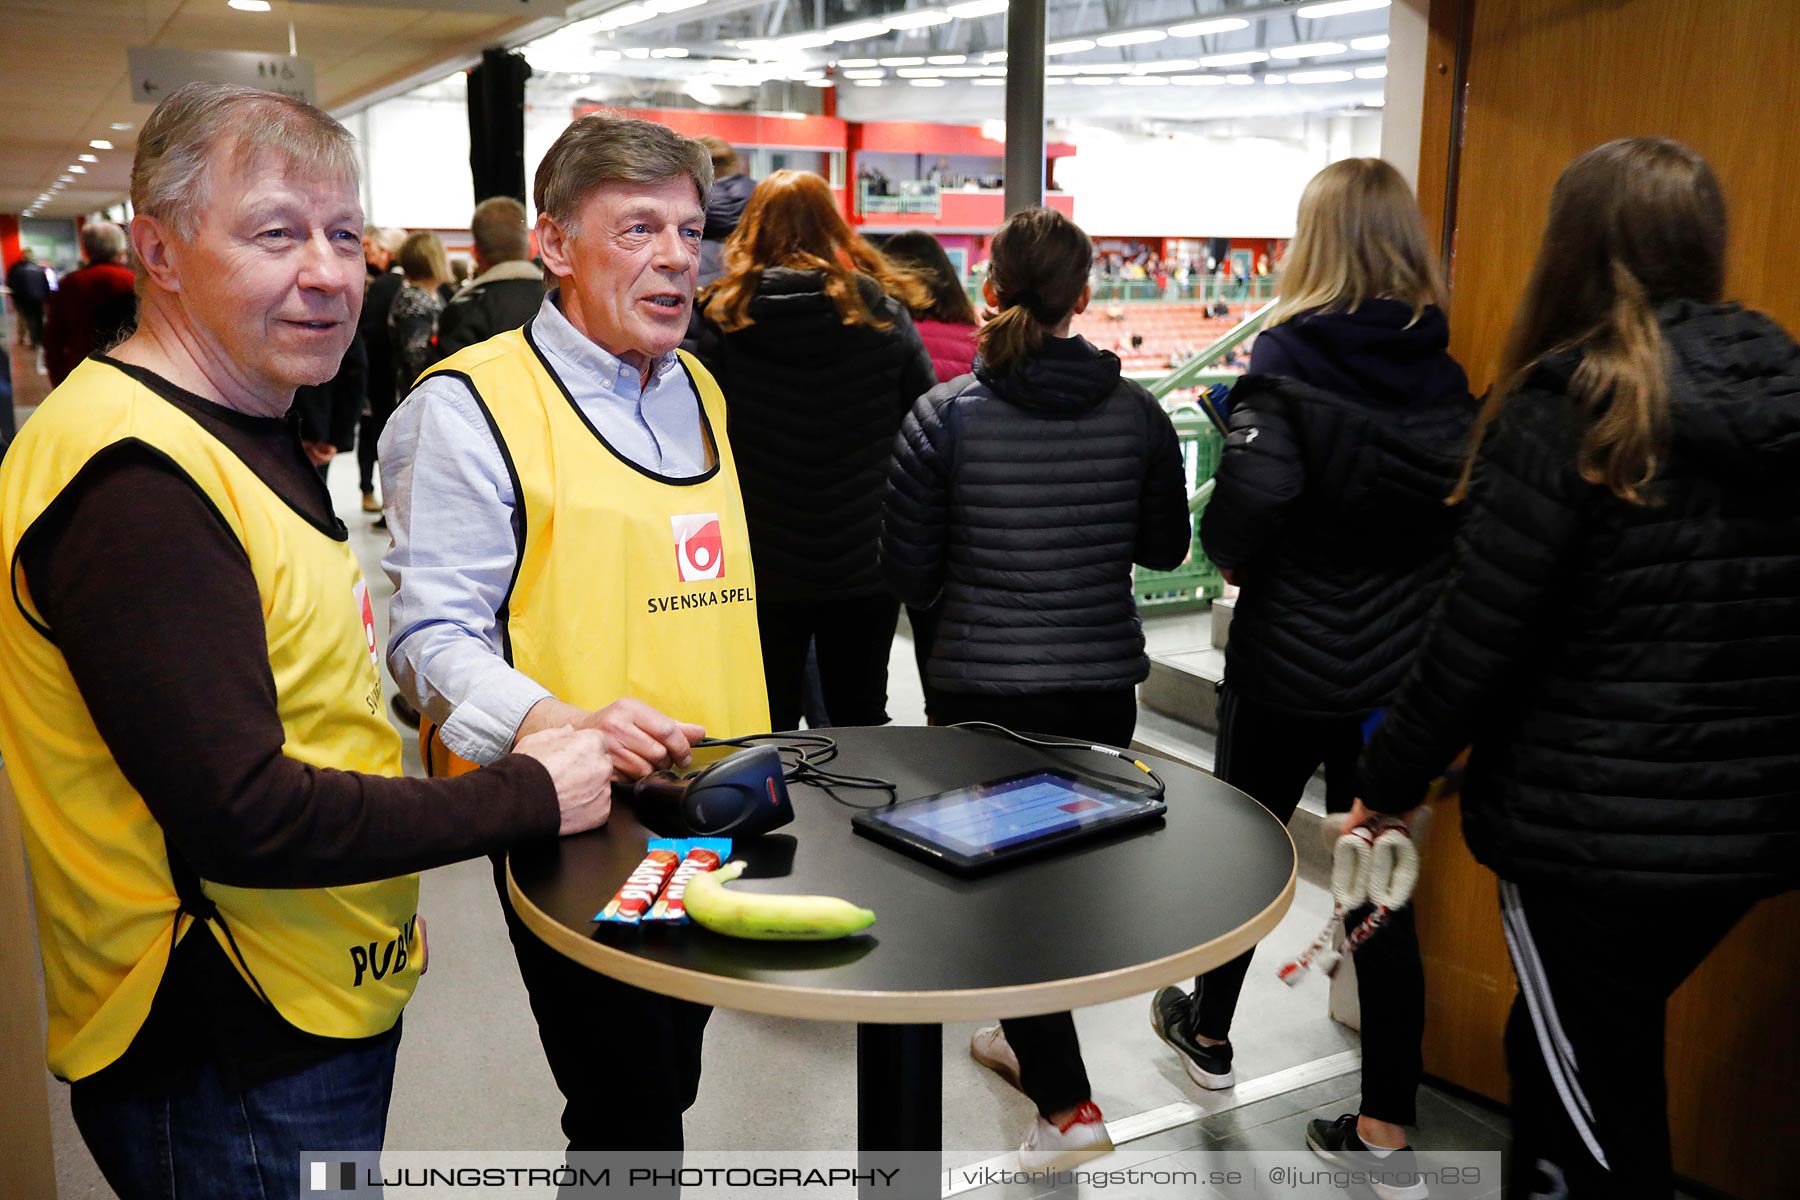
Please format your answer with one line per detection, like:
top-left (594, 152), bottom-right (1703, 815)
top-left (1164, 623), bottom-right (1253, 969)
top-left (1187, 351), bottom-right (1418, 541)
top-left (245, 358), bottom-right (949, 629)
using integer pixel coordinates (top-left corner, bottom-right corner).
top-left (506, 846), bottom-right (1297, 1024)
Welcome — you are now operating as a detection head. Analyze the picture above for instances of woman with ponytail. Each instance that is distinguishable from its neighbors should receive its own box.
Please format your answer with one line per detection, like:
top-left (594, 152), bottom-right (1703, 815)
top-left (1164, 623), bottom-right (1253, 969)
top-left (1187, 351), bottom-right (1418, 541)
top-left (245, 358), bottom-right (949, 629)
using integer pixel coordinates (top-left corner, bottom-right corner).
top-left (881, 207), bottom-right (1191, 1167)
top-left (697, 170), bottom-right (937, 732)
top-left (1357, 138), bottom-right (1800, 1197)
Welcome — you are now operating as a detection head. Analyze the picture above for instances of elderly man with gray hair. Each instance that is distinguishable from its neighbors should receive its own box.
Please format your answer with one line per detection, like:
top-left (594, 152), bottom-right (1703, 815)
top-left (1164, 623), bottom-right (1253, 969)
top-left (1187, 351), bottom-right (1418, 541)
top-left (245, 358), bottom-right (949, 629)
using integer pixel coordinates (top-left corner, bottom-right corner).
top-left (44, 219), bottom-right (136, 385)
top-left (380, 112), bottom-right (770, 1153)
top-left (0, 83), bottom-right (617, 1200)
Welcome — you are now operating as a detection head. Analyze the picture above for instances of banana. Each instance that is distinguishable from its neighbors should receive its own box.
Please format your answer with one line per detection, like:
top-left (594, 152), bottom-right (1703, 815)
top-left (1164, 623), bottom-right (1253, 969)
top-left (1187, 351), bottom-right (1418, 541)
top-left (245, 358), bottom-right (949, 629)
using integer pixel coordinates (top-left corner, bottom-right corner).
top-left (683, 860), bottom-right (876, 941)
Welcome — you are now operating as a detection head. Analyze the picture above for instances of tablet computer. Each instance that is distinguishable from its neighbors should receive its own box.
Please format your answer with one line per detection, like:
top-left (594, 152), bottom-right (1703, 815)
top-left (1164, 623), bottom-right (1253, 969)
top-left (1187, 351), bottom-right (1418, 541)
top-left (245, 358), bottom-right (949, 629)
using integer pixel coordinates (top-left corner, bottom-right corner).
top-left (851, 769), bottom-right (1166, 875)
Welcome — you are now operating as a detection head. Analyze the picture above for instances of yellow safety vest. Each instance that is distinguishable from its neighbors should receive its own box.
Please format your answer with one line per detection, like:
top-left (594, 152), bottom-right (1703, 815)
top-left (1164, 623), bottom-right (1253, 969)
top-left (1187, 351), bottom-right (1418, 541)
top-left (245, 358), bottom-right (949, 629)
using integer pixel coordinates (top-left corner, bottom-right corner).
top-left (0, 359), bottom-right (420, 1081)
top-left (419, 326), bottom-right (768, 777)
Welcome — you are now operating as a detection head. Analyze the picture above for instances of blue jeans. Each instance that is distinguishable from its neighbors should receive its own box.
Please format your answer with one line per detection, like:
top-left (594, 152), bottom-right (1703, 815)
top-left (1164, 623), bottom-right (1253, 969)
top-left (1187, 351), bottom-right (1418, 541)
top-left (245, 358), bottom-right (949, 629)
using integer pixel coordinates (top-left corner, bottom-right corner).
top-left (70, 1025), bottom-right (400, 1200)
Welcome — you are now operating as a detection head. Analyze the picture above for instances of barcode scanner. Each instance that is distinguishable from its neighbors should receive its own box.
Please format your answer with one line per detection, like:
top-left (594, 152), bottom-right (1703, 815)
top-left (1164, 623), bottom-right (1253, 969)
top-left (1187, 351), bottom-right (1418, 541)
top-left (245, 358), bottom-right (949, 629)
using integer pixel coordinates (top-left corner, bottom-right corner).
top-left (625, 745), bottom-right (795, 837)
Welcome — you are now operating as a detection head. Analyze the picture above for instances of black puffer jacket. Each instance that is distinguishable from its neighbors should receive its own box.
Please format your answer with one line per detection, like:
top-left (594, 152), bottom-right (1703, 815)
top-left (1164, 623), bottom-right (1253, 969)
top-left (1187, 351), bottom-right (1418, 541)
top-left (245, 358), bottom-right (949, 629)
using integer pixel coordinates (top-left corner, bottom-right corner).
top-left (882, 335), bottom-right (1191, 694)
top-left (1361, 301), bottom-right (1800, 899)
top-left (1203, 302), bottom-right (1476, 717)
top-left (699, 267), bottom-right (936, 600)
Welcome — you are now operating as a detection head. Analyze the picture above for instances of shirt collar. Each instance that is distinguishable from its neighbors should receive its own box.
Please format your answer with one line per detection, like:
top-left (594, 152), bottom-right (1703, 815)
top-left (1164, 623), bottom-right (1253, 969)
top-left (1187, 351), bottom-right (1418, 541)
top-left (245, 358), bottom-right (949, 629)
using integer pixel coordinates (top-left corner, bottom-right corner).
top-left (533, 289), bottom-right (682, 397)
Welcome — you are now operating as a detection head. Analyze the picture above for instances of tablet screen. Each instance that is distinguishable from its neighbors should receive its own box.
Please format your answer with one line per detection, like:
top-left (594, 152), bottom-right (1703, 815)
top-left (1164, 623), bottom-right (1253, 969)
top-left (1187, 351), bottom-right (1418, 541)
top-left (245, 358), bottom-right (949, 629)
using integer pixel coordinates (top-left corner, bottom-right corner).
top-left (868, 770), bottom-right (1157, 858)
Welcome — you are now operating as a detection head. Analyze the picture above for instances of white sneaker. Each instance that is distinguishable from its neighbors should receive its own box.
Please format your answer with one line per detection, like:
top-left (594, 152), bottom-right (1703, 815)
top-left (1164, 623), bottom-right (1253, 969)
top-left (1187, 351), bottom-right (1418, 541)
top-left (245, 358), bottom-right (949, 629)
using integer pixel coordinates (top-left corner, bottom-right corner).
top-left (1019, 1102), bottom-right (1114, 1171)
top-left (969, 1025), bottom-right (1023, 1092)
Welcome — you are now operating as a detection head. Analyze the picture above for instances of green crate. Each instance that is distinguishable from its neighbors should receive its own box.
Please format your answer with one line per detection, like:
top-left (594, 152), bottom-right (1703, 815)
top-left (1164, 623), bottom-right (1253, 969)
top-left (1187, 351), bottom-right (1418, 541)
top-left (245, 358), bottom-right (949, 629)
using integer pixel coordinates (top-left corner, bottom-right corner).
top-left (1135, 410), bottom-right (1225, 611)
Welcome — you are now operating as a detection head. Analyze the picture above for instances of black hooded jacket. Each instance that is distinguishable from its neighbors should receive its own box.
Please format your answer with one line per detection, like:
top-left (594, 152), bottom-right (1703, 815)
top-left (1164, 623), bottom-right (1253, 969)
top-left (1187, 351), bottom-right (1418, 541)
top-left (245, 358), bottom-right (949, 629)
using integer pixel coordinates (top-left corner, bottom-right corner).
top-left (698, 267), bottom-right (936, 601)
top-left (1360, 301), bottom-right (1800, 898)
top-left (699, 174), bottom-right (756, 288)
top-left (1203, 301), bottom-right (1476, 717)
top-left (881, 335), bottom-right (1191, 695)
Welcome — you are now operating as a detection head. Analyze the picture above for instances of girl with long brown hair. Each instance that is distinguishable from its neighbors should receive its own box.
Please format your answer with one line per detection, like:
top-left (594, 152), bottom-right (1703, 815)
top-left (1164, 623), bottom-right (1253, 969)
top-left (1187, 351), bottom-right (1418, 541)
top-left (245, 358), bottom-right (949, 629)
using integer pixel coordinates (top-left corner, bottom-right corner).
top-left (1357, 138), bottom-right (1800, 1197)
top-left (696, 170), bottom-right (936, 731)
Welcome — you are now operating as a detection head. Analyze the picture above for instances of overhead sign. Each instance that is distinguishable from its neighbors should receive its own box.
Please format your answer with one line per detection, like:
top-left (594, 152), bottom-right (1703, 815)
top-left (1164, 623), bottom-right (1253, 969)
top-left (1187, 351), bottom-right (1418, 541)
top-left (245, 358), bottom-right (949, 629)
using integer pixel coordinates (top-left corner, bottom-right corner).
top-left (129, 47), bottom-right (318, 105)
top-left (290, 0), bottom-right (568, 14)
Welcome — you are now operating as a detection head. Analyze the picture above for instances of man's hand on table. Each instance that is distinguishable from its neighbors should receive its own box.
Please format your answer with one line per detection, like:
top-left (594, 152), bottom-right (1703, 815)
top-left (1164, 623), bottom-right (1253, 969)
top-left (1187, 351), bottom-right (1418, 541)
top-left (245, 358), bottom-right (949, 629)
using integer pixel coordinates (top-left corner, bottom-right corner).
top-left (516, 695), bottom-right (706, 780)
top-left (514, 725), bottom-right (614, 835)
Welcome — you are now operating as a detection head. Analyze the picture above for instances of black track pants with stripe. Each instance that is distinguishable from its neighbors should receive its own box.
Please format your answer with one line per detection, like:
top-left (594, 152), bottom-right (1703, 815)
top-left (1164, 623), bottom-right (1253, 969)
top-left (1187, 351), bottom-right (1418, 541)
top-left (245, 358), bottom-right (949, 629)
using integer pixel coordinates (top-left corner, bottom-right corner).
top-left (1497, 880), bottom-right (1749, 1199)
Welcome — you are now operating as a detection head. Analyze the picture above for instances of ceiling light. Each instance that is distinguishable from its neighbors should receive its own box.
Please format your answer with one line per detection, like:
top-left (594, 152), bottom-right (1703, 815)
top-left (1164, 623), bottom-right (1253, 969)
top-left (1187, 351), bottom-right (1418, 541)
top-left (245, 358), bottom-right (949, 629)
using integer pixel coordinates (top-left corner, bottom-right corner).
top-left (972, 78), bottom-right (1005, 86)
top-left (228, 0), bottom-right (273, 11)
top-left (948, 0), bottom-right (1010, 16)
top-left (1119, 76), bottom-right (1168, 86)
top-left (879, 56), bottom-right (925, 66)
top-left (830, 21), bottom-right (891, 41)
top-left (1225, 74), bottom-right (1254, 85)
top-left (58, 176), bottom-right (73, 182)
top-left (928, 54), bottom-right (967, 65)
top-left (1272, 42), bottom-right (1348, 58)
top-left (1078, 63), bottom-right (1134, 74)
top-left (110, 122), bottom-right (133, 131)
top-left (89, 139), bottom-right (114, 150)
top-left (1134, 59), bottom-right (1198, 74)
top-left (842, 68), bottom-right (885, 79)
top-left (650, 47), bottom-right (689, 58)
top-left (1365, 96), bottom-right (1386, 106)
top-left (683, 79), bottom-right (724, 105)
top-left (646, 0), bottom-right (706, 10)
top-left (1046, 78), bottom-right (1067, 86)
top-left (69, 165), bottom-right (87, 174)
top-left (1045, 39), bottom-right (1096, 56)
top-left (909, 78), bottom-right (947, 86)
top-left (1199, 50), bottom-right (1269, 67)
top-left (1299, 0), bottom-right (1391, 17)
top-left (1045, 64), bottom-right (1083, 76)
top-left (79, 154), bottom-right (98, 163)
top-left (1264, 73), bottom-right (1288, 85)
top-left (839, 58), bottom-right (879, 67)
top-left (779, 32), bottom-right (837, 50)
top-left (1097, 30), bottom-right (1166, 47)
top-left (979, 65), bottom-right (1006, 76)
top-left (1355, 64), bottom-right (1388, 79)
top-left (787, 68), bottom-right (826, 80)
top-left (625, 47), bottom-right (651, 59)
top-left (1287, 68), bottom-right (1355, 83)
top-left (1167, 17), bottom-right (1249, 38)
top-left (897, 67), bottom-right (944, 77)
top-left (853, 79), bottom-right (883, 87)
top-left (805, 78), bottom-right (835, 87)
top-left (887, 11), bottom-right (952, 30)
top-left (1072, 77), bottom-right (1115, 86)
top-left (1351, 35), bottom-right (1391, 51)
top-left (982, 51), bottom-right (1007, 63)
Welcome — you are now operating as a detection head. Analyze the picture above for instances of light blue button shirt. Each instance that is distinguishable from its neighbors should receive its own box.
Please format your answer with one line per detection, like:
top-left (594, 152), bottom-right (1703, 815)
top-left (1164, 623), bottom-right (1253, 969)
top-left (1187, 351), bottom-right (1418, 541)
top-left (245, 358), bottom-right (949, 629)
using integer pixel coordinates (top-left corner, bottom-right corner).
top-left (379, 290), bottom-right (709, 765)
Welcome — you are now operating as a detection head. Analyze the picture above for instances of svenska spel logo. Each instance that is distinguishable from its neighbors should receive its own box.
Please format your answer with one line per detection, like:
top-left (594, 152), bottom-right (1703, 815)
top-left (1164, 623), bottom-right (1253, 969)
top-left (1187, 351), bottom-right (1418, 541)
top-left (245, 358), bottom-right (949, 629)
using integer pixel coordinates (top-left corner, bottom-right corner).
top-left (672, 513), bottom-right (725, 582)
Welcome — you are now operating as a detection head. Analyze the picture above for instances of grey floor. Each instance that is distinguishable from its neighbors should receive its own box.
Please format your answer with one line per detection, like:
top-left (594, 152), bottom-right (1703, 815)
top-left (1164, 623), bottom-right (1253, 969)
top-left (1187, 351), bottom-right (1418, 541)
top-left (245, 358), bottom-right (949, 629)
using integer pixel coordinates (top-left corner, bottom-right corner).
top-left (44, 455), bottom-right (1518, 1196)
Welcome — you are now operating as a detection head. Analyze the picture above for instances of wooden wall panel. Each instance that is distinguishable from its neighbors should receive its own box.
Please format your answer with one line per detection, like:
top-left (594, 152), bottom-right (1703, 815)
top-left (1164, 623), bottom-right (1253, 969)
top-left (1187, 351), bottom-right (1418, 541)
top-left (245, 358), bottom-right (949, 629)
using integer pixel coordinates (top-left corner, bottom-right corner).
top-left (1412, 3), bottom-right (1800, 1195)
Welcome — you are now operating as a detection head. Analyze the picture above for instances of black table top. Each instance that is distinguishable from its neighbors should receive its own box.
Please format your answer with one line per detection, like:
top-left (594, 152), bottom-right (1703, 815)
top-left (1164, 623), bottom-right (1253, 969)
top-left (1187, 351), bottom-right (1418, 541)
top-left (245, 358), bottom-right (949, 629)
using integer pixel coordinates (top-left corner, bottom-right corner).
top-left (507, 725), bottom-right (1294, 1023)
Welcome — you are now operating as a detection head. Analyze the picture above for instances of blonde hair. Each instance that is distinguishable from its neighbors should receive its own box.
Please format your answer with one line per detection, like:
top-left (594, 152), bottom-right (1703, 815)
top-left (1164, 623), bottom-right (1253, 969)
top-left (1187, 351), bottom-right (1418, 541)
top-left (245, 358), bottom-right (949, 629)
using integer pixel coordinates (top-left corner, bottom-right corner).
top-left (1457, 137), bottom-right (1727, 505)
top-left (1264, 157), bottom-right (1445, 331)
top-left (396, 231), bottom-right (450, 287)
top-left (702, 170), bottom-right (927, 333)
top-left (132, 82), bottom-right (358, 241)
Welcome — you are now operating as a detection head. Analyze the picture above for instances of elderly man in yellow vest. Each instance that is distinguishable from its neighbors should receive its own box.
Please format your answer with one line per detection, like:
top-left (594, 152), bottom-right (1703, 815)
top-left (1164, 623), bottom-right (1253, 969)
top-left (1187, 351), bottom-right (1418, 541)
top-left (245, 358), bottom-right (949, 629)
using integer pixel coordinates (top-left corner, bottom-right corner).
top-left (378, 114), bottom-right (768, 1153)
top-left (0, 83), bottom-right (619, 1200)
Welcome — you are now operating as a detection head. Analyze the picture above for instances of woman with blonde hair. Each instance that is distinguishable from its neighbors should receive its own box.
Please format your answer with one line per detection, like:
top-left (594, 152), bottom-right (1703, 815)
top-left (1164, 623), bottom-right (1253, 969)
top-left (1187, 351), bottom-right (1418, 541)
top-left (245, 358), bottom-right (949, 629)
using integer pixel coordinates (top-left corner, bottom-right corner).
top-left (1358, 138), bottom-right (1800, 1199)
top-left (1151, 157), bottom-right (1474, 1186)
top-left (698, 170), bottom-right (936, 730)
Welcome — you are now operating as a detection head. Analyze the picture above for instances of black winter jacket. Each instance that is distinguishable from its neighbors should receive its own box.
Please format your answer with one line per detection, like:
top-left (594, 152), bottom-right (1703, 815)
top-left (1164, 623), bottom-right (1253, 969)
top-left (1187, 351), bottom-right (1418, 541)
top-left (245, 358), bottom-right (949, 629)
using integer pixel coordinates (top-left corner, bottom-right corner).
top-left (431, 262), bottom-right (546, 364)
top-left (1204, 302), bottom-right (1476, 717)
top-left (1361, 301), bottom-right (1800, 899)
top-left (698, 267), bottom-right (937, 600)
top-left (882, 335), bottom-right (1191, 695)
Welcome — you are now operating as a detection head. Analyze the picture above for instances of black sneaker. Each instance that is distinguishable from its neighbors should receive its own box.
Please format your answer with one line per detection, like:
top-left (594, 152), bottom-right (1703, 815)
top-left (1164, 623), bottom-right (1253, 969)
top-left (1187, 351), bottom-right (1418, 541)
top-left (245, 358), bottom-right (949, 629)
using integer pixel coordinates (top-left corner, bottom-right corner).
top-left (1149, 985), bottom-right (1235, 1089)
top-left (390, 693), bottom-right (422, 730)
top-left (1306, 1114), bottom-right (1428, 1200)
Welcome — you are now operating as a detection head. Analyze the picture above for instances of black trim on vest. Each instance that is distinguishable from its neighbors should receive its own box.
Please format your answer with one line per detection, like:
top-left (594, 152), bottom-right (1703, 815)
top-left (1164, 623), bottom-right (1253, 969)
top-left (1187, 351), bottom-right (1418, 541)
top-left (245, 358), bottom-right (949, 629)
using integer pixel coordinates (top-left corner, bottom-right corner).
top-left (94, 356), bottom-right (349, 542)
top-left (423, 370), bottom-right (526, 668)
top-left (520, 317), bottom-right (721, 487)
top-left (11, 439), bottom-right (251, 645)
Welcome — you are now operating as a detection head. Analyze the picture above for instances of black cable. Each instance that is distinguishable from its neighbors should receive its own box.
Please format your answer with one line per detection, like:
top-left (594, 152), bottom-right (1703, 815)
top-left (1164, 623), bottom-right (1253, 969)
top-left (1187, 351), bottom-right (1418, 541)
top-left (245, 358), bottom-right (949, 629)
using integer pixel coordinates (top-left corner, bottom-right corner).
top-left (944, 720), bottom-right (1168, 801)
top-left (695, 733), bottom-right (899, 808)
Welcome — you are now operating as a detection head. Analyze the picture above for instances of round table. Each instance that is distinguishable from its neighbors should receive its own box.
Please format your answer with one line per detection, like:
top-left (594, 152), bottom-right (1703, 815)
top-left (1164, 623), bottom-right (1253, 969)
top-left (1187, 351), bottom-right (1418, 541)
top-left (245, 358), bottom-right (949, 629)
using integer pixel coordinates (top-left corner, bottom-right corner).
top-left (509, 724), bottom-right (1293, 1173)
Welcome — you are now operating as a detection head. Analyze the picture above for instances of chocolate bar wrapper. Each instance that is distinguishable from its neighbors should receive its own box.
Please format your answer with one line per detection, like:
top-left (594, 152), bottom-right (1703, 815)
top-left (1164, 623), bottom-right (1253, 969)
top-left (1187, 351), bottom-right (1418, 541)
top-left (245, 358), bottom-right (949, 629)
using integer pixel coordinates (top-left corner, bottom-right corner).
top-left (644, 838), bottom-right (732, 923)
top-left (597, 841), bottom-right (682, 924)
